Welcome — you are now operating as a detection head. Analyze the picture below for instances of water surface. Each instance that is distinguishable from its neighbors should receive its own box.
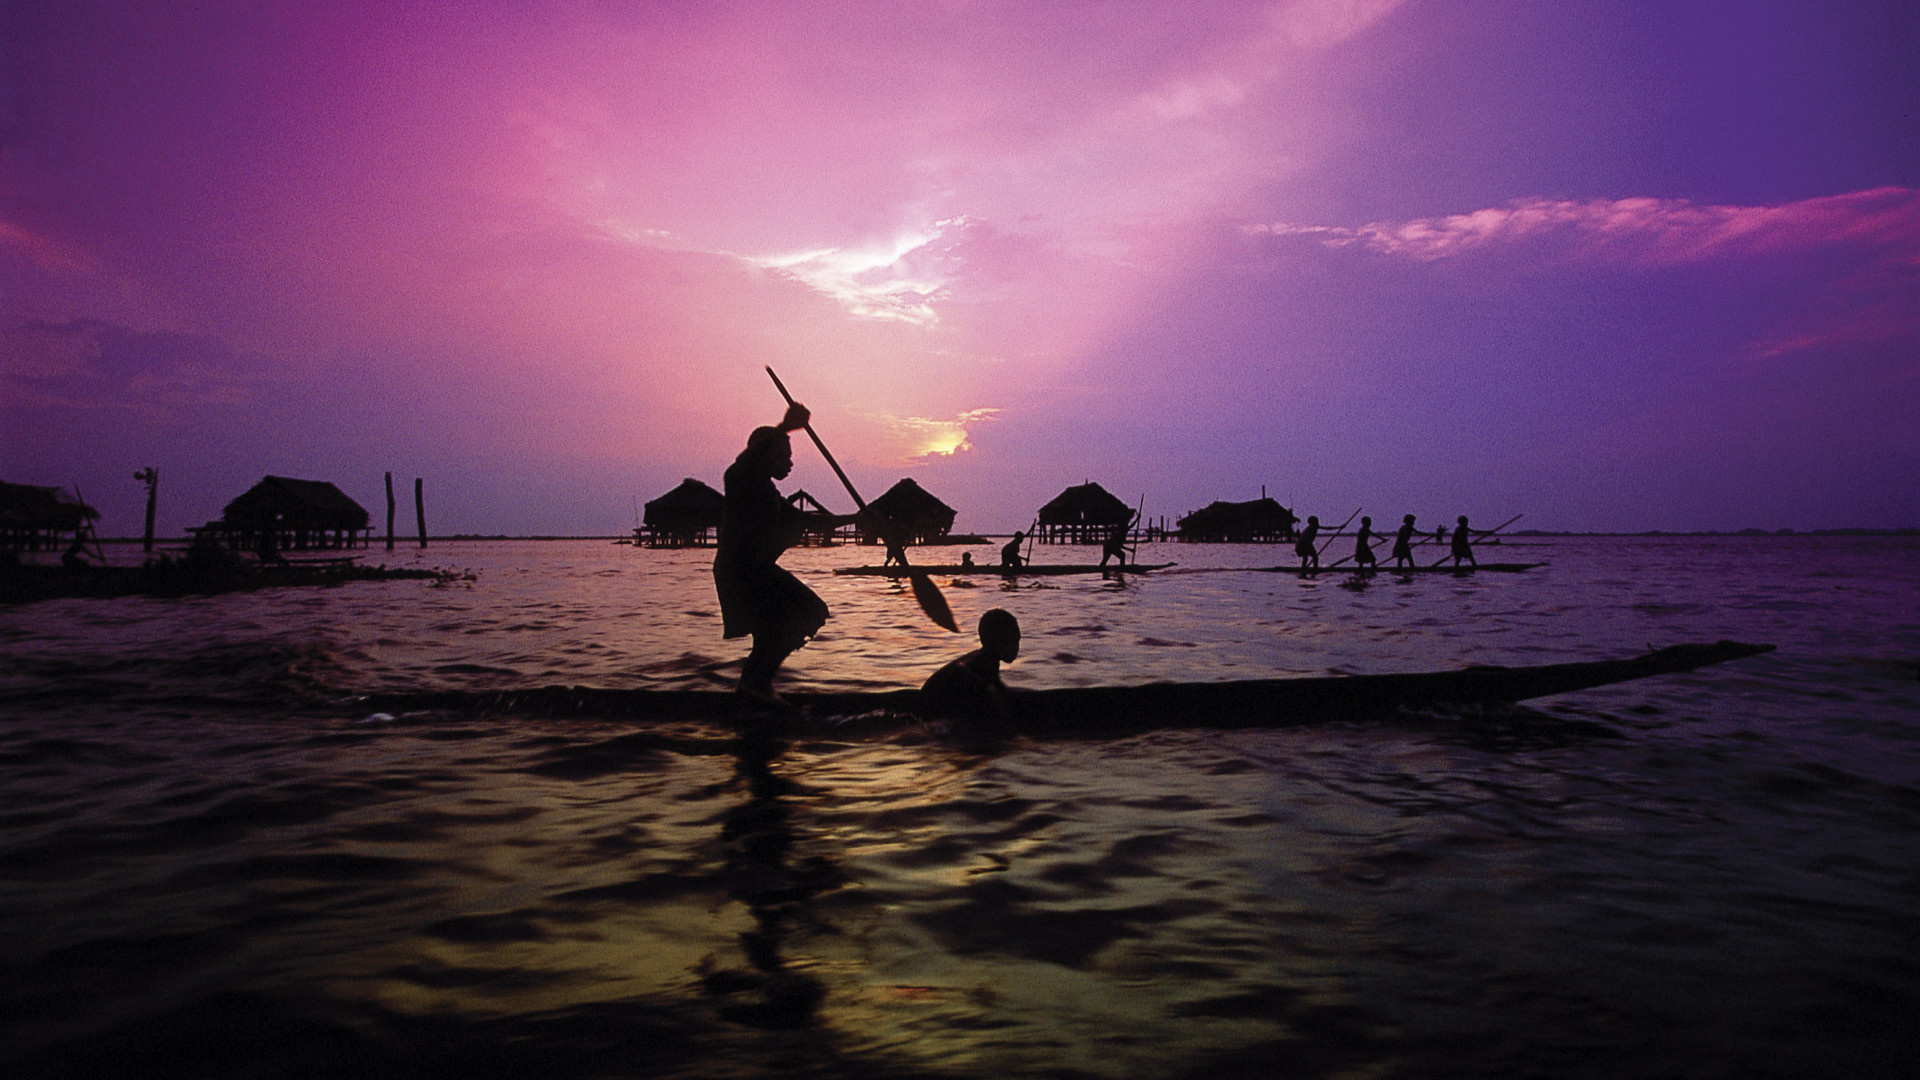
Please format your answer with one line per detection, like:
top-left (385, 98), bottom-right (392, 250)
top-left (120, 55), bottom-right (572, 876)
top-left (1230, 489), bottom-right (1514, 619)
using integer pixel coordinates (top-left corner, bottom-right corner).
top-left (2, 536), bottom-right (1916, 1078)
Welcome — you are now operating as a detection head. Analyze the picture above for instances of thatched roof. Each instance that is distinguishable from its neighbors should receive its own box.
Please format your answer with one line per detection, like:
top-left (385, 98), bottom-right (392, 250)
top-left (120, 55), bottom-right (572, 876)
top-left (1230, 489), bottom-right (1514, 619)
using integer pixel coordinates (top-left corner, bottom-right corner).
top-left (644, 478), bottom-right (724, 529)
top-left (1177, 497), bottom-right (1295, 540)
top-left (867, 478), bottom-right (956, 530)
top-left (0, 481), bottom-right (100, 531)
top-left (1037, 482), bottom-right (1132, 527)
top-left (222, 476), bottom-right (369, 531)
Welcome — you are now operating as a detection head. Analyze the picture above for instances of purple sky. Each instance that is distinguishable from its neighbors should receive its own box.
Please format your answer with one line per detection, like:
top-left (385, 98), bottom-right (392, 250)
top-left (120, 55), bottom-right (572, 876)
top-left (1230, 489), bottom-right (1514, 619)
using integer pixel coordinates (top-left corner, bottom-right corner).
top-left (5, 1), bottom-right (1916, 535)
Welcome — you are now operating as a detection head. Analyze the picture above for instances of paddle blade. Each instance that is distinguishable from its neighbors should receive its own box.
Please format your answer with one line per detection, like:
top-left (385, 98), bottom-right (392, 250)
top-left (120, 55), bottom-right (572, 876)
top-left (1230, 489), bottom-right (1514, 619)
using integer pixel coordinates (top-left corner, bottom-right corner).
top-left (908, 571), bottom-right (960, 632)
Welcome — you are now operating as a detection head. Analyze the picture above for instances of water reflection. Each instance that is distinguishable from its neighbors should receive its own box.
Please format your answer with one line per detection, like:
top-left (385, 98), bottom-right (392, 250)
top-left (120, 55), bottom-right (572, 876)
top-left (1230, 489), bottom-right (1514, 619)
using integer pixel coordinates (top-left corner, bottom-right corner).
top-left (702, 726), bottom-right (839, 1029)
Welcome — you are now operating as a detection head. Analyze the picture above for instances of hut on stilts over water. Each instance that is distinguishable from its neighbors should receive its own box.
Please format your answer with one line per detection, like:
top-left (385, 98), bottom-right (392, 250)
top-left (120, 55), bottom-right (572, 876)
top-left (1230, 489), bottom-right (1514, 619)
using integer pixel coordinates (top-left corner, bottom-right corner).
top-left (638, 478), bottom-right (725, 548)
top-left (786, 489), bottom-right (854, 546)
top-left (1176, 494), bottom-right (1297, 543)
top-left (859, 478), bottom-right (957, 546)
top-left (1034, 481), bottom-right (1134, 545)
top-left (0, 481), bottom-right (101, 553)
top-left (198, 476), bottom-right (371, 554)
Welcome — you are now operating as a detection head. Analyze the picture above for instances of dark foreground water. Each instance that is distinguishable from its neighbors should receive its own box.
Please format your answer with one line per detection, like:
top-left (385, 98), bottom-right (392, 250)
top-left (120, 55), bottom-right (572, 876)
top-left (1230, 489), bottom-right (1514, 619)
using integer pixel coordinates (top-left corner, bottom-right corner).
top-left (2, 536), bottom-right (1916, 1079)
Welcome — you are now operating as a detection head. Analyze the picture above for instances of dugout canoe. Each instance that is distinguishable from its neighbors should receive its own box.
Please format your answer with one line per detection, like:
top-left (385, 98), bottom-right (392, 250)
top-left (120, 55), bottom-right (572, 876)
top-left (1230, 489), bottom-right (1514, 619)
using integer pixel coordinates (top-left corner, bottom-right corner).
top-left (354, 640), bottom-right (1774, 735)
top-left (834, 562), bottom-right (1176, 577)
top-left (1258, 561), bottom-right (1545, 575)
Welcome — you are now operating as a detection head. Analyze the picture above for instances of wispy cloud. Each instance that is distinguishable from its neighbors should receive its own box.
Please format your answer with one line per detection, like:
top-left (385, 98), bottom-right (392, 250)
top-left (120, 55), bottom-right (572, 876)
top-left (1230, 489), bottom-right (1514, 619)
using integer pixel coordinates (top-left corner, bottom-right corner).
top-left (743, 222), bottom-right (963, 325)
top-left (1266, 0), bottom-right (1408, 50)
top-left (1250, 187), bottom-right (1920, 264)
top-left (877, 407), bottom-right (1000, 460)
top-left (0, 218), bottom-right (95, 274)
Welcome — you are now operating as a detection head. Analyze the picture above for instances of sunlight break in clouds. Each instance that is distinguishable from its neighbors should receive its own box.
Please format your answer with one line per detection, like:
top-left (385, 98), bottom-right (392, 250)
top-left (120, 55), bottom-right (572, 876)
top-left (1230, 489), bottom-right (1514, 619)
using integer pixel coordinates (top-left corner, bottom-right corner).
top-left (744, 222), bottom-right (961, 325)
top-left (1249, 188), bottom-right (1920, 264)
top-left (1268, 0), bottom-right (1407, 49)
top-left (879, 408), bottom-right (1001, 461)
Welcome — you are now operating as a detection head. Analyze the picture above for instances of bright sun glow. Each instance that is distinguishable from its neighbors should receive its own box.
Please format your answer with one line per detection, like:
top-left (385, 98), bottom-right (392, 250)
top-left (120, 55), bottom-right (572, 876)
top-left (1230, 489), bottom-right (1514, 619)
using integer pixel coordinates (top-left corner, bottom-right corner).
top-left (881, 408), bottom-right (1000, 460)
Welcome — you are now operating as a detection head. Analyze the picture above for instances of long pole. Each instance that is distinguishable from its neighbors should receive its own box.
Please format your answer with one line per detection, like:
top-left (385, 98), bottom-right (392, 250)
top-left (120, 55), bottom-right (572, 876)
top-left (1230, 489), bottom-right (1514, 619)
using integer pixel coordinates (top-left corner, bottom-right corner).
top-left (1316, 506), bottom-right (1363, 559)
top-left (414, 478), bottom-right (427, 549)
top-left (72, 484), bottom-right (108, 563)
top-left (764, 367), bottom-right (956, 632)
top-left (1429, 513), bottom-right (1523, 567)
top-left (140, 465), bottom-right (159, 549)
top-left (385, 472), bottom-right (396, 551)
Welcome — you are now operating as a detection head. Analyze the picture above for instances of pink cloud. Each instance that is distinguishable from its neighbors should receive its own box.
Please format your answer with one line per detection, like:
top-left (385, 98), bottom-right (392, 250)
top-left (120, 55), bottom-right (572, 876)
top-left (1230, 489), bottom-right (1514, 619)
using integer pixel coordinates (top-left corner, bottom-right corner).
top-left (0, 219), bottom-right (95, 275)
top-left (1251, 187), bottom-right (1920, 264)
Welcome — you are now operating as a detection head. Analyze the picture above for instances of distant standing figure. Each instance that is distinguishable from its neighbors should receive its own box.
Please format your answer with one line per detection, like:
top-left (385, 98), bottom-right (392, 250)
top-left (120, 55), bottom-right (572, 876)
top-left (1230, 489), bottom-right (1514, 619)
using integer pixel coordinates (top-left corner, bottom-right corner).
top-left (1392, 514), bottom-right (1418, 568)
top-left (1353, 516), bottom-right (1378, 568)
top-left (1295, 515), bottom-right (1321, 569)
top-left (61, 538), bottom-right (92, 570)
top-left (1099, 523), bottom-right (1129, 568)
top-left (920, 608), bottom-right (1021, 732)
top-left (1000, 531), bottom-right (1027, 568)
top-left (714, 401), bottom-right (859, 704)
top-left (960, 551), bottom-right (975, 568)
top-left (1448, 515), bottom-right (1477, 566)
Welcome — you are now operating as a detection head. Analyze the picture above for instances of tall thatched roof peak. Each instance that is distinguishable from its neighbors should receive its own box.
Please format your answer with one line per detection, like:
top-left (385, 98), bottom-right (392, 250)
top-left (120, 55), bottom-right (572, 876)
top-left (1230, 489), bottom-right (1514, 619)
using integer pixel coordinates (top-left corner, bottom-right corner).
top-left (223, 476), bottom-right (369, 529)
top-left (1037, 481), bottom-right (1132, 526)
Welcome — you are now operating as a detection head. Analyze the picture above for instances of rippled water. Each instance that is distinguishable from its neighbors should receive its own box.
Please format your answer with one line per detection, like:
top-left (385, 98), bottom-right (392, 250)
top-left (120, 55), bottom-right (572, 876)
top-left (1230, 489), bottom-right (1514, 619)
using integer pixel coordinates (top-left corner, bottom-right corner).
top-left (2, 536), bottom-right (1916, 1078)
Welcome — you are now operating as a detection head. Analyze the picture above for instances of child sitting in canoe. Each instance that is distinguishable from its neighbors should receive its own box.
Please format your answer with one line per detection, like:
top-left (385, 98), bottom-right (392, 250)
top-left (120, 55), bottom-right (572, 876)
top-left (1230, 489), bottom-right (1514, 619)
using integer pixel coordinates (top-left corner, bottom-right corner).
top-left (920, 608), bottom-right (1021, 732)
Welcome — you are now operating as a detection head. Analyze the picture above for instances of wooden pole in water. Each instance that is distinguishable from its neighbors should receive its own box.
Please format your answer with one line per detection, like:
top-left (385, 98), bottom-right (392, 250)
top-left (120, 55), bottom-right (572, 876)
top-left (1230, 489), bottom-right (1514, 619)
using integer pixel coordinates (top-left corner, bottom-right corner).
top-left (414, 477), bottom-right (427, 548)
top-left (385, 472), bottom-right (396, 551)
top-left (136, 467), bottom-right (158, 554)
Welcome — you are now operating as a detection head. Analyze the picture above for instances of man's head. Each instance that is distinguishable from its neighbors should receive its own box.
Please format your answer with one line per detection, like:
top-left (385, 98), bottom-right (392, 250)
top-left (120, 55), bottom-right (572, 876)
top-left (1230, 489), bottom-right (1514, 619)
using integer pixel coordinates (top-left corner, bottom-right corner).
top-left (978, 608), bottom-right (1020, 662)
top-left (745, 426), bottom-right (794, 479)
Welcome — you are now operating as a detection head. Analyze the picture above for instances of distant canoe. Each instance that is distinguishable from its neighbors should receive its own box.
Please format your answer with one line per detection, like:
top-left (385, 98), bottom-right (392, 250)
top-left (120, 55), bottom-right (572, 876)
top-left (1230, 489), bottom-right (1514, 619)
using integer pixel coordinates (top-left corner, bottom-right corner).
top-left (834, 562), bottom-right (1175, 577)
top-left (1256, 561), bottom-right (1544, 575)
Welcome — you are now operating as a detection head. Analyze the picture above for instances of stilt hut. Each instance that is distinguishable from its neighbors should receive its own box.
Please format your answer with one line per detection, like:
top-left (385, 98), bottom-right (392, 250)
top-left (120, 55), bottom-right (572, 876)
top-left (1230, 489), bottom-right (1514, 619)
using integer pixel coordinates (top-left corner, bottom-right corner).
top-left (1176, 497), bottom-right (1297, 543)
top-left (860, 478), bottom-right (957, 546)
top-left (209, 475), bottom-right (371, 553)
top-left (1035, 482), bottom-right (1134, 545)
top-left (786, 489), bottom-right (852, 545)
top-left (638, 478), bottom-right (725, 548)
top-left (0, 481), bottom-right (100, 552)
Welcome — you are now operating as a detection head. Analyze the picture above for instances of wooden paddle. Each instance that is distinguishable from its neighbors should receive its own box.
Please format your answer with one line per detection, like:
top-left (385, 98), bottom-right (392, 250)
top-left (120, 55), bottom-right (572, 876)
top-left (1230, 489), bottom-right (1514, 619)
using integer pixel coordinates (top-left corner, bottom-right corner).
top-left (765, 367), bottom-right (957, 632)
top-left (1428, 513), bottom-right (1523, 568)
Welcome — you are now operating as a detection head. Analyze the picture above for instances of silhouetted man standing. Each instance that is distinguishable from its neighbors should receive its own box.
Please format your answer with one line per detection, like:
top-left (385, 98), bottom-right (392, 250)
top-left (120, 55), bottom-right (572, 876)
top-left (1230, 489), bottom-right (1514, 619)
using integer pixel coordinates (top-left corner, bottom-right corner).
top-left (714, 402), bottom-right (857, 704)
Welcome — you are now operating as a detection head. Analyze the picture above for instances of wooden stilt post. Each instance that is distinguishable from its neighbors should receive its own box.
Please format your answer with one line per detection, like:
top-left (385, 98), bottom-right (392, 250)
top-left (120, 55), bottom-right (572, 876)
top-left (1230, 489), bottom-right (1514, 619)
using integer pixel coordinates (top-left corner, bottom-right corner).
top-left (385, 472), bottom-right (396, 551)
top-left (135, 467), bottom-right (158, 554)
top-left (414, 477), bottom-right (427, 548)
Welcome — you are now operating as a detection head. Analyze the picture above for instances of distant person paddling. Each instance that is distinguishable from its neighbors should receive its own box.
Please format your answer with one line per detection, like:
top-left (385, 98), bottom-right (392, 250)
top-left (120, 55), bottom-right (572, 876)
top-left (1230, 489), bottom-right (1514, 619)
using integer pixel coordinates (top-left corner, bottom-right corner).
top-left (1352, 516), bottom-right (1379, 569)
top-left (1001, 531), bottom-right (1027, 568)
top-left (1295, 515), bottom-right (1321, 569)
top-left (1099, 523), bottom-right (1129, 568)
top-left (1391, 514), bottom-right (1419, 568)
top-left (714, 401), bottom-right (861, 705)
top-left (1447, 514), bottom-right (1477, 566)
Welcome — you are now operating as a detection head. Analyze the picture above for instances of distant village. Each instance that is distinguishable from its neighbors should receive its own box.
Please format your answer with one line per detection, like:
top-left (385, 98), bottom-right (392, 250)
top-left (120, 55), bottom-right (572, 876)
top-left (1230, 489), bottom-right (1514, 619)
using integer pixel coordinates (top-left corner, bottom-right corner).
top-left (3, 472), bottom-right (1913, 563)
top-left (1, 471), bottom-right (1313, 558)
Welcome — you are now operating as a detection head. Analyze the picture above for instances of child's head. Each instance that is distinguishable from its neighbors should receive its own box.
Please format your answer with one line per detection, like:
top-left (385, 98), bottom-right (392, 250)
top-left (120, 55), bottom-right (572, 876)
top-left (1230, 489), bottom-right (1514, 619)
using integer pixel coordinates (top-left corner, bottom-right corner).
top-left (978, 608), bottom-right (1021, 662)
